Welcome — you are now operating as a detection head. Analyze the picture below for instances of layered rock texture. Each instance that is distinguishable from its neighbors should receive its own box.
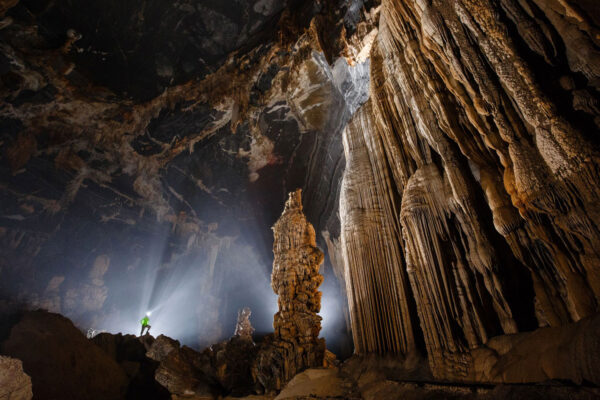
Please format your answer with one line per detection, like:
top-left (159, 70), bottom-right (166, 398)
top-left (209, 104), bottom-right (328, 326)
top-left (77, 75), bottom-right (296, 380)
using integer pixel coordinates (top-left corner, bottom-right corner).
top-left (339, 0), bottom-right (600, 384)
top-left (0, 0), bottom-right (363, 351)
top-left (1, 0), bottom-right (600, 396)
top-left (254, 189), bottom-right (326, 392)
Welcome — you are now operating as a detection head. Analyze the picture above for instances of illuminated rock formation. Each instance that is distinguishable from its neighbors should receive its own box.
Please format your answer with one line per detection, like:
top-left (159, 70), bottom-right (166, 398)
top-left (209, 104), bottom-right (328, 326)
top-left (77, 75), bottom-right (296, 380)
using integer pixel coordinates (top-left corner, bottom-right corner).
top-left (272, 189), bottom-right (324, 346)
top-left (1, 0), bottom-right (600, 392)
top-left (234, 307), bottom-right (255, 341)
top-left (340, 101), bottom-right (418, 356)
top-left (0, 1), bottom-right (356, 345)
top-left (339, 0), bottom-right (600, 383)
top-left (254, 189), bottom-right (326, 392)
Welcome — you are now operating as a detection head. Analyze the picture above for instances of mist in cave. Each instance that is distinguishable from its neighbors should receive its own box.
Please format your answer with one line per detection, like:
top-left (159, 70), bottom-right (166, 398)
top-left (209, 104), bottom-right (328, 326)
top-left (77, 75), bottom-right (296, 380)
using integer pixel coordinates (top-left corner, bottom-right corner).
top-left (1, 0), bottom-right (600, 399)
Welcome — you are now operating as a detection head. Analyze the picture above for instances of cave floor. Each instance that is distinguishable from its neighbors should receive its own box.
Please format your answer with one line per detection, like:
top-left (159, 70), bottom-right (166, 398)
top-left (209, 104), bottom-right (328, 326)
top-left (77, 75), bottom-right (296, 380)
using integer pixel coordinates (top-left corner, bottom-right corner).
top-left (222, 366), bottom-right (600, 400)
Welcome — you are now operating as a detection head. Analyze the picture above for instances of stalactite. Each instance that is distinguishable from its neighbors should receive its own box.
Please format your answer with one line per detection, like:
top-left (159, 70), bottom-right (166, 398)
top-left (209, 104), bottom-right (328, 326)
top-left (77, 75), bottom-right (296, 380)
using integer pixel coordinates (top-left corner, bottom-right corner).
top-left (340, 102), bottom-right (417, 356)
top-left (339, 0), bottom-right (600, 382)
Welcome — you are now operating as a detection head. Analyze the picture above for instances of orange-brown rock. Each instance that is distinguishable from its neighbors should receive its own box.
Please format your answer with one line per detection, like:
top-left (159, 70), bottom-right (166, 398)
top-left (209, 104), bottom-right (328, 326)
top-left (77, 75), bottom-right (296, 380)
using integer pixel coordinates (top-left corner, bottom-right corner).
top-left (338, 0), bottom-right (600, 383)
top-left (253, 189), bottom-right (326, 392)
top-left (0, 355), bottom-right (32, 400)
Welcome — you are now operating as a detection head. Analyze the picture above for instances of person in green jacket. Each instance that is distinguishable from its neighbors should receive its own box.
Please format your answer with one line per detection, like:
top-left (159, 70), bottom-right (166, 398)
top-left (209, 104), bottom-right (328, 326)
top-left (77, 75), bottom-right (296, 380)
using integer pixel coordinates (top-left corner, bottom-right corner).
top-left (140, 314), bottom-right (151, 336)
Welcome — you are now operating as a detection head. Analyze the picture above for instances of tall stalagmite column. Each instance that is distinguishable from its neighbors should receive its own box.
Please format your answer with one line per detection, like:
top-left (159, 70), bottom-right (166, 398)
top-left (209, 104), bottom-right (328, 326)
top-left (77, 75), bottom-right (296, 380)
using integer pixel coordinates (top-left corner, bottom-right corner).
top-left (271, 189), bottom-right (324, 345)
top-left (253, 189), bottom-right (326, 392)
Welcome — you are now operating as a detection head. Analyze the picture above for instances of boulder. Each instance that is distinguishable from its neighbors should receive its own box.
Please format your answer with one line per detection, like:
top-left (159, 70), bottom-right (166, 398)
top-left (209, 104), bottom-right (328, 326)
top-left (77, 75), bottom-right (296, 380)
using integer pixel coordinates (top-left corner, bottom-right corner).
top-left (0, 310), bottom-right (128, 400)
top-left (472, 313), bottom-right (600, 385)
top-left (145, 335), bottom-right (180, 362)
top-left (92, 333), bottom-right (170, 399)
top-left (154, 344), bottom-right (217, 398)
top-left (201, 336), bottom-right (258, 396)
top-left (274, 368), bottom-right (352, 400)
top-left (0, 355), bottom-right (32, 400)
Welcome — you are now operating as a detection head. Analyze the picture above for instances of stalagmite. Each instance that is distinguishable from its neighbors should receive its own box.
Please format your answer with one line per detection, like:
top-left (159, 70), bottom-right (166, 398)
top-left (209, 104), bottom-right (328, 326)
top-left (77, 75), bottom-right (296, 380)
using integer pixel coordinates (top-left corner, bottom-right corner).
top-left (234, 307), bottom-right (255, 341)
top-left (253, 189), bottom-right (326, 392)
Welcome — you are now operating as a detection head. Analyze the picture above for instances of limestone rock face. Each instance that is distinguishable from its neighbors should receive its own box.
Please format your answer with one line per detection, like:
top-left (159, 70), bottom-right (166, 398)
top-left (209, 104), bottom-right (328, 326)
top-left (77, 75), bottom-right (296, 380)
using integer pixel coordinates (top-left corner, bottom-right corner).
top-left (201, 336), bottom-right (258, 397)
top-left (145, 325), bottom-right (259, 397)
top-left (145, 335), bottom-right (181, 363)
top-left (153, 345), bottom-right (216, 399)
top-left (338, 0), bottom-right (600, 383)
top-left (0, 355), bottom-right (32, 400)
top-left (342, 355), bottom-right (600, 400)
top-left (254, 189), bottom-right (326, 392)
top-left (1, 0), bottom-right (600, 391)
top-left (471, 313), bottom-right (600, 385)
top-left (0, 0), bottom-right (358, 347)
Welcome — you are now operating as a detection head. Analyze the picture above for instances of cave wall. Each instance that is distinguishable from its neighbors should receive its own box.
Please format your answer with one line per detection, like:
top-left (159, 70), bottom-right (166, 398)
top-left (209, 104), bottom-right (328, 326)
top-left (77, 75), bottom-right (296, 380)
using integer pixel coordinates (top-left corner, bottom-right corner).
top-left (340, 0), bottom-right (600, 381)
top-left (1, 0), bottom-right (600, 383)
top-left (0, 0), bottom-right (373, 353)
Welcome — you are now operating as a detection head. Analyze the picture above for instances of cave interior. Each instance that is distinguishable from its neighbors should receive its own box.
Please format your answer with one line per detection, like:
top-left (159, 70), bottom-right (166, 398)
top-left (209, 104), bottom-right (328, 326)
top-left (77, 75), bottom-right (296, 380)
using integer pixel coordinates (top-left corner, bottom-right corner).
top-left (1, 0), bottom-right (600, 399)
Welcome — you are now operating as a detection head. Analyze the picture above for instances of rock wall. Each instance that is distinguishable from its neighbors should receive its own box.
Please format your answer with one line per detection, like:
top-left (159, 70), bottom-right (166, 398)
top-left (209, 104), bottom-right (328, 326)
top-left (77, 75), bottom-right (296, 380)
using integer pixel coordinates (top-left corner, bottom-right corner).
top-left (0, 1), bottom-right (368, 349)
top-left (1, 0), bottom-right (600, 388)
top-left (340, 101), bottom-right (418, 356)
top-left (339, 0), bottom-right (600, 383)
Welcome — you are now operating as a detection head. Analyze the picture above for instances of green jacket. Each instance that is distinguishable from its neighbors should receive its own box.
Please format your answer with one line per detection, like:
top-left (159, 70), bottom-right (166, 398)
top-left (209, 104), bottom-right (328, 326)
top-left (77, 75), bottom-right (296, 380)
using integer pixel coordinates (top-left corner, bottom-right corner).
top-left (141, 316), bottom-right (149, 326)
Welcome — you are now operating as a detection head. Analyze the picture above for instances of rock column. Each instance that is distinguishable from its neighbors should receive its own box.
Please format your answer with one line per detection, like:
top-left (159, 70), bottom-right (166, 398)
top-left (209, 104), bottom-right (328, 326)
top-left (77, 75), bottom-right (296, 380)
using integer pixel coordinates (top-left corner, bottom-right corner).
top-left (254, 189), bottom-right (326, 392)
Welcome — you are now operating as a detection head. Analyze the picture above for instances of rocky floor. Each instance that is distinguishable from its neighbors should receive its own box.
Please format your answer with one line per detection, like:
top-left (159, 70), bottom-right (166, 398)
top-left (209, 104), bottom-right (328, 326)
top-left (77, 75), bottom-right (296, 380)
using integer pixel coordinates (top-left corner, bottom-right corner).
top-left (229, 370), bottom-right (600, 400)
top-left (1, 310), bottom-right (600, 400)
top-left (224, 367), bottom-right (600, 400)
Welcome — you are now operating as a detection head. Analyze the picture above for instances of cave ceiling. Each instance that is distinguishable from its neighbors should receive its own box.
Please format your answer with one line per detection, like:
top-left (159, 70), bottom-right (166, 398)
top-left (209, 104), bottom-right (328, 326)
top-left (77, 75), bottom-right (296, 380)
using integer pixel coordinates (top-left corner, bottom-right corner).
top-left (2, 0), bottom-right (600, 387)
top-left (15, 0), bottom-right (297, 100)
top-left (0, 0), bottom-right (373, 349)
top-left (2, 0), bottom-right (600, 393)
